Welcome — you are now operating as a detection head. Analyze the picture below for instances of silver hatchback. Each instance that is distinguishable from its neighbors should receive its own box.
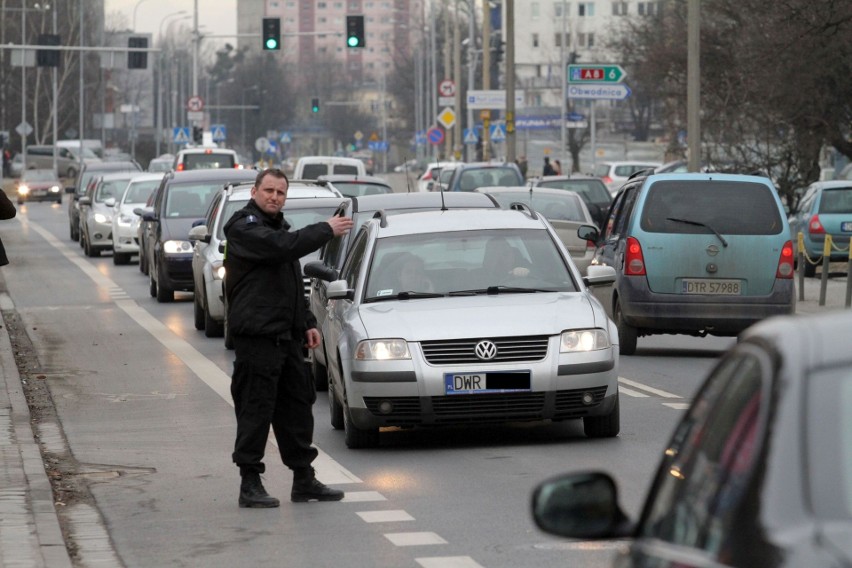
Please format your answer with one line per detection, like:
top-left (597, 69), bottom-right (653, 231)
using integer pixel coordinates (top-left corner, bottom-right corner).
top-left (306, 207), bottom-right (619, 448)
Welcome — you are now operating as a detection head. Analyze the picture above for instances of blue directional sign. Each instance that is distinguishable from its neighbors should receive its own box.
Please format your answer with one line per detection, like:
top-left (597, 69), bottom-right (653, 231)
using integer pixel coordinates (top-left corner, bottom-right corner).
top-left (280, 131), bottom-right (292, 144)
top-left (265, 140), bottom-right (278, 154)
top-left (489, 123), bottom-right (506, 142)
top-left (463, 128), bottom-right (479, 145)
top-left (172, 127), bottom-right (191, 145)
top-left (211, 124), bottom-right (227, 142)
top-left (368, 141), bottom-right (389, 152)
top-left (415, 130), bottom-right (427, 145)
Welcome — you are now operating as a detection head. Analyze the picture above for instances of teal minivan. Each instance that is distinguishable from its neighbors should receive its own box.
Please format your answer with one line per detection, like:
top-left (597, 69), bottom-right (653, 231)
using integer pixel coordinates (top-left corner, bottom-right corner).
top-left (591, 172), bottom-right (795, 355)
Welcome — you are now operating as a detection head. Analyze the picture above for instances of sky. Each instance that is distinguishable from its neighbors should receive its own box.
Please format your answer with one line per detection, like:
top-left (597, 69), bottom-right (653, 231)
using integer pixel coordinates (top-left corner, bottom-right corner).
top-left (105, 0), bottom-right (238, 43)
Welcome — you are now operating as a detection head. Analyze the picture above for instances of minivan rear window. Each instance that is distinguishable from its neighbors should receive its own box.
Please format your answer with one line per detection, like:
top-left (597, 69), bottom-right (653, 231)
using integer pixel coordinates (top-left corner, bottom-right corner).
top-left (301, 164), bottom-right (327, 179)
top-left (640, 180), bottom-right (783, 235)
top-left (332, 164), bottom-right (359, 175)
top-left (818, 187), bottom-right (852, 214)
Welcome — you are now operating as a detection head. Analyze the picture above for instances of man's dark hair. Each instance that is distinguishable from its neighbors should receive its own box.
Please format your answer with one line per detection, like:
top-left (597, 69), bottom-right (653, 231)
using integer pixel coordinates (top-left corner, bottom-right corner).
top-left (254, 167), bottom-right (289, 188)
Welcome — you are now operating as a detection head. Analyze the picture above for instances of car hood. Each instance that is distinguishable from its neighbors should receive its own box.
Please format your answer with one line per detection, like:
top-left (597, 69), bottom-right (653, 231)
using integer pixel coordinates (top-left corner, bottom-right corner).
top-left (160, 217), bottom-right (197, 243)
top-left (358, 293), bottom-right (597, 341)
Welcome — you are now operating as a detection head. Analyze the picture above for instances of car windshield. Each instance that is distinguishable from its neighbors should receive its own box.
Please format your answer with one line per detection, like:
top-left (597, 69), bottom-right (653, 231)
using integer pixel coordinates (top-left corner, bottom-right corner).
top-left (22, 170), bottom-right (57, 182)
top-left (95, 179), bottom-right (131, 202)
top-left (487, 192), bottom-right (587, 222)
top-left (456, 167), bottom-right (522, 191)
top-left (639, 180), bottom-right (783, 235)
top-left (183, 153), bottom-right (235, 170)
top-left (594, 164), bottom-right (611, 177)
top-left (363, 229), bottom-right (577, 301)
top-left (123, 180), bottom-right (160, 205)
top-left (333, 182), bottom-right (392, 197)
top-left (165, 183), bottom-right (222, 218)
top-left (148, 160), bottom-right (172, 172)
top-left (818, 187), bottom-right (852, 214)
top-left (537, 179), bottom-right (611, 203)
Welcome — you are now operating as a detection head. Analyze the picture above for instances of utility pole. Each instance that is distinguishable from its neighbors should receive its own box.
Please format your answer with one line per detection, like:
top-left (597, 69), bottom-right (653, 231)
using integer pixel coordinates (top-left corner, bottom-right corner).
top-left (505, 0), bottom-right (516, 163)
top-left (560, 0), bottom-right (567, 172)
top-left (465, 0), bottom-right (476, 163)
top-left (452, 0), bottom-right (462, 161)
top-left (442, 3), bottom-right (451, 159)
top-left (482, 0), bottom-right (491, 161)
top-left (687, 0), bottom-right (700, 171)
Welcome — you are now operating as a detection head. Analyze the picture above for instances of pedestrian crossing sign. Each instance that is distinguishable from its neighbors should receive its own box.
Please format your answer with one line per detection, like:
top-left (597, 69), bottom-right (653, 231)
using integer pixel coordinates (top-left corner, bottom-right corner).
top-left (489, 123), bottom-right (506, 142)
top-left (211, 124), bottom-right (227, 142)
top-left (172, 127), bottom-right (191, 145)
top-left (463, 128), bottom-right (478, 145)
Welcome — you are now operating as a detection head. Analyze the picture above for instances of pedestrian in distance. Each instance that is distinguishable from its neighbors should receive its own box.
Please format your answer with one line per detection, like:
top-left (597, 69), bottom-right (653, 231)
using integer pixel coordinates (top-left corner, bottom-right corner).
top-left (223, 167), bottom-right (354, 508)
top-left (0, 188), bottom-right (16, 266)
top-left (554, 159), bottom-right (563, 176)
top-left (542, 156), bottom-right (557, 176)
top-left (515, 155), bottom-right (529, 179)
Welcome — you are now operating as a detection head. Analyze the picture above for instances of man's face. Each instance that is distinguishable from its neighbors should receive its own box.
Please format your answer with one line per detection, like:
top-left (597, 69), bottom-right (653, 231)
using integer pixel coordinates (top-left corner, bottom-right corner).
top-left (251, 175), bottom-right (288, 215)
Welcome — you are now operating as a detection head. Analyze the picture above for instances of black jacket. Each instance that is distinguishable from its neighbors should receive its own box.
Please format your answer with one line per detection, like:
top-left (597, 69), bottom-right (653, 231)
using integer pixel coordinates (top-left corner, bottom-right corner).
top-left (0, 190), bottom-right (17, 266)
top-left (223, 199), bottom-right (333, 339)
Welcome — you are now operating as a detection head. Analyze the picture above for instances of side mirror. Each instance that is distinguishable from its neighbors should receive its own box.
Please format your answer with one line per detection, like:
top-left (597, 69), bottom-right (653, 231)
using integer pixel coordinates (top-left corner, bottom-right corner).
top-left (139, 209), bottom-right (157, 222)
top-left (426, 181), bottom-right (434, 192)
top-left (78, 196), bottom-right (91, 206)
top-left (326, 279), bottom-right (354, 300)
top-left (104, 197), bottom-right (116, 208)
top-left (577, 224), bottom-right (599, 243)
top-left (583, 264), bottom-right (616, 287)
top-left (188, 224), bottom-right (209, 242)
top-left (304, 260), bottom-right (339, 282)
top-left (218, 239), bottom-right (227, 254)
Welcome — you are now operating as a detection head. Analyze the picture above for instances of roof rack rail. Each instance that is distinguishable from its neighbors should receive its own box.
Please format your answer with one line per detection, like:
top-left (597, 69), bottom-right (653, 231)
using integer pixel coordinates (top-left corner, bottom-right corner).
top-left (508, 201), bottom-right (539, 220)
top-left (627, 167), bottom-right (656, 181)
top-left (372, 209), bottom-right (388, 228)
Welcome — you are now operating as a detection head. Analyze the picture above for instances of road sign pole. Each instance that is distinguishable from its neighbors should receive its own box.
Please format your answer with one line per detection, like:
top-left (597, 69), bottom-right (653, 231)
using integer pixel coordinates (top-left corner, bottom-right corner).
top-left (591, 104), bottom-right (597, 172)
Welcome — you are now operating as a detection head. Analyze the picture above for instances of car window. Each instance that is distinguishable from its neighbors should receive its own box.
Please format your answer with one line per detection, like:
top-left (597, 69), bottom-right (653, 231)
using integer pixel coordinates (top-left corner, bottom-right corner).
top-left (164, 183), bottom-right (222, 218)
top-left (537, 179), bottom-right (611, 203)
top-left (123, 180), bottom-right (160, 204)
top-left (638, 348), bottom-right (770, 556)
top-left (321, 234), bottom-right (344, 267)
top-left (182, 153), bottom-right (235, 170)
top-left (487, 192), bottom-right (587, 222)
top-left (594, 164), bottom-right (611, 177)
top-left (206, 193), bottom-right (222, 231)
top-left (457, 167), bottom-right (521, 191)
top-left (22, 170), bottom-right (56, 182)
top-left (95, 180), bottom-right (130, 202)
top-left (301, 164), bottom-right (327, 179)
top-left (334, 183), bottom-right (392, 197)
top-left (340, 229), bottom-right (369, 291)
top-left (283, 207), bottom-right (338, 231)
top-left (818, 187), bottom-right (852, 214)
top-left (216, 198), bottom-right (250, 239)
top-left (611, 184), bottom-right (639, 237)
top-left (332, 164), bottom-right (359, 176)
top-left (639, 180), bottom-right (783, 235)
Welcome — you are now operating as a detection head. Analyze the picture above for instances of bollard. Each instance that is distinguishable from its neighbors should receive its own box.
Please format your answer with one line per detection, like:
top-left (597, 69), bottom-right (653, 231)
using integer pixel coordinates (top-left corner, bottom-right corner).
top-left (797, 232), bottom-right (805, 301)
top-left (846, 237), bottom-right (852, 309)
top-left (819, 234), bottom-right (832, 306)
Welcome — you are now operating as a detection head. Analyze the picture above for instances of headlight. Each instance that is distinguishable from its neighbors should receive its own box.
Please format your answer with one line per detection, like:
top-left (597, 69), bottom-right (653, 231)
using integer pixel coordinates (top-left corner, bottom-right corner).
top-left (560, 329), bottom-right (611, 352)
top-left (213, 262), bottom-right (226, 280)
top-left (163, 240), bottom-right (193, 254)
top-left (93, 213), bottom-right (111, 224)
top-left (117, 213), bottom-right (135, 226)
top-left (17, 185), bottom-right (29, 195)
top-left (49, 185), bottom-right (60, 193)
top-left (355, 339), bottom-right (411, 360)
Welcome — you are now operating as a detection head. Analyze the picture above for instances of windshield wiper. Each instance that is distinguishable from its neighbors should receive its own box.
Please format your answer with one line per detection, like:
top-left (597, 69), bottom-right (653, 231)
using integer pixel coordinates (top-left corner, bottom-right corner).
top-left (449, 286), bottom-right (553, 296)
top-left (364, 291), bottom-right (445, 303)
top-left (666, 217), bottom-right (728, 247)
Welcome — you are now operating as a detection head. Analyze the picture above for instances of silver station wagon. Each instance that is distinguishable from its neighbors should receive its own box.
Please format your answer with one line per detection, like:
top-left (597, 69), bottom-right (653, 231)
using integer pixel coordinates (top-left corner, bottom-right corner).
top-left (306, 206), bottom-right (619, 448)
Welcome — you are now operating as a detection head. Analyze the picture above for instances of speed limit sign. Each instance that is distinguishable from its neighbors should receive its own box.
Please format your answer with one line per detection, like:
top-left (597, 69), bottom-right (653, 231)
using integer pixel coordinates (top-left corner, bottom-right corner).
top-left (438, 79), bottom-right (456, 97)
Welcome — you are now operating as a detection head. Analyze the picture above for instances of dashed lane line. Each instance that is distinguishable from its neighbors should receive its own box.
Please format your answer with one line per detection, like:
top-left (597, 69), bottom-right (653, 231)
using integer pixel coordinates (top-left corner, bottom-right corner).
top-left (618, 376), bottom-right (682, 399)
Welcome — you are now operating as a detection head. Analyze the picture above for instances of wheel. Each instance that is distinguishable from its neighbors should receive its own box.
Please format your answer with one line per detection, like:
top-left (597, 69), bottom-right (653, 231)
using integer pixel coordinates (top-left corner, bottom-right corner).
top-left (55, 196), bottom-right (62, 204)
top-left (155, 265), bottom-right (174, 302)
top-left (204, 298), bottom-right (224, 337)
top-left (343, 399), bottom-right (379, 449)
top-left (583, 394), bottom-right (620, 438)
top-left (139, 246), bottom-right (148, 274)
top-left (66, 166), bottom-right (77, 180)
top-left (329, 380), bottom-right (344, 430)
top-left (804, 259), bottom-right (817, 277)
top-left (149, 270), bottom-right (157, 298)
top-left (193, 290), bottom-right (205, 330)
top-left (312, 351), bottom-right (328, 392)
top-left (113, 252), bottom-right (130, 265)
top-left (70, 218), bottom-right (79, 241)
top-left (614, 298), bottom-right (637, 356)
top-left (83, 233), bottom-right (100, 257)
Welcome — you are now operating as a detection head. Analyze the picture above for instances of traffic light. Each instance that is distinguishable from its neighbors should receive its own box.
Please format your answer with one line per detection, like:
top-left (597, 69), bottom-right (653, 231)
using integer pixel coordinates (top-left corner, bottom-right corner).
top-left (311, 98), bottom-right (320, 113)
top-left (346, 15), bottom-right (365, 48)
top-left (127, 36), bottom-right (148, 69)
top-left (36, 34), bottom-right (60, 67)
top-left (262, 18), bottom-right (281, 50)
top-left (192, 126), bottom-right (203, 144)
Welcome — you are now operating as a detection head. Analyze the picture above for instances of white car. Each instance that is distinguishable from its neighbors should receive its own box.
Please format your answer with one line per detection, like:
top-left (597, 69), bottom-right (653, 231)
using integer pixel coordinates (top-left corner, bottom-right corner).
top-left (293, 156), bottom-right (366, 180)
top-left (78, 171), bottom-right (142, 258)
top-left (173, 147), bottom-right (239, 172)
top-left (594, 161), bottom-right (661, 192)
top-left (305, 206), bottom-right (619, 448)
top-left (111, 173), bottom-right (164, 265)
top-left (417, 161), bottom-right (460, 192)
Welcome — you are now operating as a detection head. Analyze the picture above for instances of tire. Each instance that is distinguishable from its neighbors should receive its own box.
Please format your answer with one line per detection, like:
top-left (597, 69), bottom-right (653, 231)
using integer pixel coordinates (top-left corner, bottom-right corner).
top-left (583, 394), bottom-right (620, 438)
top-left (83, 233), bottom-right (100, 257)
top-left (204, 299), bottom-right (224, 337)
top-left (329, 380), bottom-right (344, 430)
top-left (139, 247), bottom-right (149, 275)
top-left (343, 399), bottom-right (379, 449)
top-left (312, 351), bottom-right (329, 392)
top-left (66, 167), bottom-right (77, 180)
top-left (148, 270), bottom-right (157, 298)
top-left (804, 259), bottom-right (817, 277)
top-left (614, 298), bottom-right (637, 356)
top-left (70, 217), bottom-right (79, 241)
top-left (155, 266), bottom-right (174, 303)
top-left (193, 290), bottom-right (205, 330)
top-left (113, 252), bottom-right (130, 265)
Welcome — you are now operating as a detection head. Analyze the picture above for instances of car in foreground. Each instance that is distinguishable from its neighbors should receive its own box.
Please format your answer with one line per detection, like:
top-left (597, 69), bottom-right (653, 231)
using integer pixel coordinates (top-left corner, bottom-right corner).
top-left (594, 160), bottom-right (661, 192)
top-left (137, 168), bottom-right (257, 302)
top-left (15, 168), bottom-right (63, 204)
top-left (305, 206), bottom-right (619, 448)
top-left (445, 162), bottom-right (525, 192)
top-left (531, 175), bottom-right (613, 229)
top-left (317, 174), bottom-right (394, 197)
top-left (111, 173), bottom-right (164, 265)
top-left (306, 191), bottom-right (502, 390)
top-left (477, 186), bottom-right (598, 273)
top-left (78, 171), bottom-right (143, 257)
top-left (190, 180), bottom-right (345, 339)
top-left (787, 180), bottom-right (852, 276)
top-left (592, 172), bottom-right (795, 355)
top-left (68, 160), bottom-right (142, 242)
top-left (532, 310), bottom-right (852, 568)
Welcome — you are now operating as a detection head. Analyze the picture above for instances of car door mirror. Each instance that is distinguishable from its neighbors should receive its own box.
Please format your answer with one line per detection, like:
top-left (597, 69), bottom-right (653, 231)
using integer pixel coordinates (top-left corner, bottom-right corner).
top-left (531, 471), bottom-right (631, 540)
top-left (188, 224), bottom-right (209, 242)
top-left (78, 196), bottom-right (91, 206)
top-left (326, 279), bottom-right (353, 300)
top-left (583, 264), bottom-right (616, 286)
top-left (104, 197), bottom-right (116, 207)
top-left (577, 224), bottom-right (599, 243)
top-left (304, 260), bottom-right (339, 282)
top-left (218, 239), bottom-right (227, 254)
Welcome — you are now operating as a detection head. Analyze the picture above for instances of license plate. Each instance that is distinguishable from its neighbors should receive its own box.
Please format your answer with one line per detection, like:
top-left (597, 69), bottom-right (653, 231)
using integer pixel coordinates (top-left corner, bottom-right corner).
top-left (842, 222), bottom-right (852, 232)
top-left (444, 371), bottom-right (531, 395)
top-left (681, 278), bottom-right (742, 295)
top-left (32, 190), bottom-right (46, 196)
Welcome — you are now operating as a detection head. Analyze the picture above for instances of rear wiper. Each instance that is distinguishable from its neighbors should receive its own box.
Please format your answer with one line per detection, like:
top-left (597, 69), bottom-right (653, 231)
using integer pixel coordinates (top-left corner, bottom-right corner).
top-left (666, 217), bottom-right (728, 247)
top-left (364, 291), bottom-right (445, 303)
top-left (448, 286), bottom-right (553, 296)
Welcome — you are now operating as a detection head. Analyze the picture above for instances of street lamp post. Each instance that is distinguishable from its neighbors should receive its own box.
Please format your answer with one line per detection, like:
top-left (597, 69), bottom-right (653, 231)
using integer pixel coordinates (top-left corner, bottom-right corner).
top-left (241, 85), bottom-right (259, 155)
top-left (156, 12), bottom-right (190, 156)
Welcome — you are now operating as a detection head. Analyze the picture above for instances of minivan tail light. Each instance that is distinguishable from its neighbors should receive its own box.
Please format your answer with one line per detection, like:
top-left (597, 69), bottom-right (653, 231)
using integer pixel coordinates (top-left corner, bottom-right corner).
top-left (602, 175), bottom-right (613, 186)
top-left (776, 240), bottom-right (794, 279)
top-left (422, 170), bottom-right (432, 180)
top-left (625, 237), bottom-right (646, 276)
top-left (176, 163), bottom-right (185, 172)
top-left (808, 214), bottom-right (824, 234)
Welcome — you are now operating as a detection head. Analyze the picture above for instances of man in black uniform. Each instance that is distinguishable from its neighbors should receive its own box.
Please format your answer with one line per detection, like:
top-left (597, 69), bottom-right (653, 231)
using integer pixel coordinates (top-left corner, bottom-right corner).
top-left (223, 168), bottom-right (353, 508)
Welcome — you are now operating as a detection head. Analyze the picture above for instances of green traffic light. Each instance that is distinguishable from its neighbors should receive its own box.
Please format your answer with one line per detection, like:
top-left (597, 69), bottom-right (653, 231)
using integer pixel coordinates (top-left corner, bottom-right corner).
top-left (347, 36), bottom-right (359, 48)
top-left (266, 38), bottom-right (278, 49)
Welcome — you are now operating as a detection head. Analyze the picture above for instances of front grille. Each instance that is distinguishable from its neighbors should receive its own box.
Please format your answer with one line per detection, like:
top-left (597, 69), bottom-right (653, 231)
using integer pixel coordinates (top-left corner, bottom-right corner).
top-left (431, 392), bottom-right (546, 422)
top-left (420, 336), bottom-right (549, 365)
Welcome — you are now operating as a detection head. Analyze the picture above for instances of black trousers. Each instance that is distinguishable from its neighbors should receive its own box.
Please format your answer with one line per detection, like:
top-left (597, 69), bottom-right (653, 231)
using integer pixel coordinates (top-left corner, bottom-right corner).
top-left (231, 335), bottom-right (318, 476)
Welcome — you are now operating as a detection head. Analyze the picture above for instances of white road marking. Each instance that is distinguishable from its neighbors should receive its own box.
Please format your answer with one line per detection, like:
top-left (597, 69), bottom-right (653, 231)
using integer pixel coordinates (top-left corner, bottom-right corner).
top-left (385, 532), bottom-right (447, 546)
top-left (618, 385), bottom-right (649, 398)
top-left (357, 510), bottom-right (414, 523)
top-left (342, 491), bottom-right (387, 503)
top-left (23, 217), bottom-right (362, 486)
top-left (417, 557), bottom-right (485, 568)
top-left (618, 376), bottom-right (681, 398)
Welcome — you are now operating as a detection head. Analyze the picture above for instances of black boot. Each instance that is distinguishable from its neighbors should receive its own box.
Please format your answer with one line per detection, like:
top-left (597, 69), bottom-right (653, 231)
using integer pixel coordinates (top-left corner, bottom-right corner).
top-left (239, 472), bottom-right (280, 508)
top-left (291, 468), bottom-right (344, 502)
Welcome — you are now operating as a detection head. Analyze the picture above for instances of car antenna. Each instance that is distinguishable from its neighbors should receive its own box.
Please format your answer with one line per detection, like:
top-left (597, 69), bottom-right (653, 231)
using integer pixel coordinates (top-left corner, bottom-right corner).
top-left (404, 156), bottom-right (412, 193)
top-left (440, 178), bottom-right (448, 211)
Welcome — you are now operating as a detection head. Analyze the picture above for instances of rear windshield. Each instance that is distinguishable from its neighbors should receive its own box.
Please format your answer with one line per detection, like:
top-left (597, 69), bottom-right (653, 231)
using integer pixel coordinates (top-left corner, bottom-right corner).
top-left (640, 180), bottom-right (783, 235)
top-left (183, 153), bottom-right (235, 170)
top-left (332, 164), bottom-right (359, 175)
top-left (487, 192), bottom-right (587, 222)
top-left (537, 179), bottom-right (611, 203)
top-left (818, 187), bottom-right (852, 214)
top-left (334, 182), bottom-right (392, 197)
top-left (456, 167), bottom-right (522, 191)
top-left (300, 164), bottom-right (327, 180)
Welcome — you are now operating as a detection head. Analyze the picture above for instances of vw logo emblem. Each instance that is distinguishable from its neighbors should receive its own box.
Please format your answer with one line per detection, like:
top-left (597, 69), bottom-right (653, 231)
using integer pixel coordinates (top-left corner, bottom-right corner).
top-left (475, 340), bottom-right (498, 360)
